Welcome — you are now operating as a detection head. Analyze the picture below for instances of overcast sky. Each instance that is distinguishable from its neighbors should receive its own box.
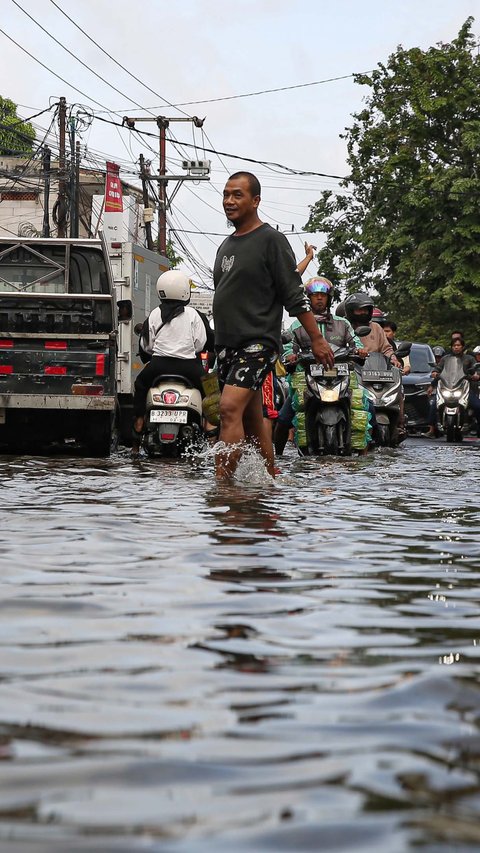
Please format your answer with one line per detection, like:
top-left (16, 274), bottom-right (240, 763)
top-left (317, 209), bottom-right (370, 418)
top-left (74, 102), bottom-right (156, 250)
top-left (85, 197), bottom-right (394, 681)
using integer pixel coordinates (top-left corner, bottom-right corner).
top-left (2, 0), bottom-right (479, 284)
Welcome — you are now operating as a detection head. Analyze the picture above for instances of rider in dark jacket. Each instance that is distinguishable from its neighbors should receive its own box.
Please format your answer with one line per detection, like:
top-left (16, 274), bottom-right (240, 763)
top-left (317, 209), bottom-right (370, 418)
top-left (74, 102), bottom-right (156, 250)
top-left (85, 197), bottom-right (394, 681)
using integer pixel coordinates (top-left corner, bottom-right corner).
top-left (274, 277), bottom-right (363, 455)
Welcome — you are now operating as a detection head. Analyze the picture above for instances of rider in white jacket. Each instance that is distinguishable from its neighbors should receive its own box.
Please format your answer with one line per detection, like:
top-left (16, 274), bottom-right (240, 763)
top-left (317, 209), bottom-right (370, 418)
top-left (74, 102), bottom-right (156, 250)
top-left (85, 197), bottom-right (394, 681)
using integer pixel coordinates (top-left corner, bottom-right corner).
top-left (132, 271), bottom-right (208, 447)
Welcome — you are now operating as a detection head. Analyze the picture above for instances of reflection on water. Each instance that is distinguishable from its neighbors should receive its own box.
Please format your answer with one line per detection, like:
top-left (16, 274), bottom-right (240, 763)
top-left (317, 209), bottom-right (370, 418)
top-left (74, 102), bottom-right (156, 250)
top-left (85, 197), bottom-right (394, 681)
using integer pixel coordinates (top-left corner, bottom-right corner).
top-left (0, 440), bottom-right (479, 851)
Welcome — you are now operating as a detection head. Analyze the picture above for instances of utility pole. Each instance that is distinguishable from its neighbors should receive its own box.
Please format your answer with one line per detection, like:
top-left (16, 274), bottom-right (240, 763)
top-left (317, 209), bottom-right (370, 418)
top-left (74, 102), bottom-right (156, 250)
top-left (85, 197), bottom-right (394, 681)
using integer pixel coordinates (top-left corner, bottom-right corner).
top-left (122, 114), bottom-right (210, 256)
top-left (139, 153), bottom-right (153, 251)
top-left (57, 96), bottom-right (67, 238)
top-left (157, 118), bottom-right (168, 255)
top-left (42, 146), bottom-right (51, 238)
top-left (72, 140), bottom-right (80, 238)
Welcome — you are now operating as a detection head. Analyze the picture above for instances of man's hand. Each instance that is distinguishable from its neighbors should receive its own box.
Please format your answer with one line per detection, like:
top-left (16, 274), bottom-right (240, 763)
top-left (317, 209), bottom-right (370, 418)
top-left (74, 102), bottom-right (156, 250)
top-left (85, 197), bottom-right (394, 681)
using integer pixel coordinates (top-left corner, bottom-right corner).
top-left (402, 365), bottom-right (411, 375)
top-left (304, 241), bottom-right (316, 260)
top-left (426, 385), bottom-right (434, 396)
top-left (285, 353), bottom-right (298, 363)
top-left (356, 347), bottom-right (368, 359)
top-left (311, 335), bottom-right (334, 368)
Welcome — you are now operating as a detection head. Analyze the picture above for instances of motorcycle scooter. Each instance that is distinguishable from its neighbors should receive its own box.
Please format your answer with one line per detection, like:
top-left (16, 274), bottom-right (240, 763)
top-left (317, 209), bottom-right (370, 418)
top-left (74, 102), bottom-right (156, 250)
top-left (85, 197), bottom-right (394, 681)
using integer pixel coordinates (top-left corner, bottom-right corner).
top-left (133, 322), bottom-right (205, 457)
top-left (296, 344), bottom-right (359, 456)
top-left (357, 341), bottom-right (411, 447)
top-left (435, 355), bottom-right (472, 443)
top-left (143, 374), bottom-right (203, 457)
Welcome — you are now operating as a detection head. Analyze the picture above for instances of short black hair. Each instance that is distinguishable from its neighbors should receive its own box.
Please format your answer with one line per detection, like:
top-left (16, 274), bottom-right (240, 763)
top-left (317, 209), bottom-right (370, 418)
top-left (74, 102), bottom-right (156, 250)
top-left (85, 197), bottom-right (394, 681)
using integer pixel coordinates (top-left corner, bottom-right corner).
top-left (383, 320), bottom-right (397, 332)
top-left (228, 171), bottom-right (261, 198)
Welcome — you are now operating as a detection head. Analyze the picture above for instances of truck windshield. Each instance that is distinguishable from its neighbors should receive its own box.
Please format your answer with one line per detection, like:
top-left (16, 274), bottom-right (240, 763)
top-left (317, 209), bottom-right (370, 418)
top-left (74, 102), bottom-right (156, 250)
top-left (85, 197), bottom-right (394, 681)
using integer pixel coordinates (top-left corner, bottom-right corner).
top-left (0, 243), bottom-right (109, 294)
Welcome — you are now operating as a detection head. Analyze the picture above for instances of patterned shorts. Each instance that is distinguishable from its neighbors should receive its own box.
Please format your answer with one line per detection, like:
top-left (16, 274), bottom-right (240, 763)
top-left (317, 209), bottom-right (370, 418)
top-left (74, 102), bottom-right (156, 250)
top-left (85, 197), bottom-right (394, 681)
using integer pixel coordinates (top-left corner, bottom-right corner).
top-left (216, 344), bottom-right (278, 392)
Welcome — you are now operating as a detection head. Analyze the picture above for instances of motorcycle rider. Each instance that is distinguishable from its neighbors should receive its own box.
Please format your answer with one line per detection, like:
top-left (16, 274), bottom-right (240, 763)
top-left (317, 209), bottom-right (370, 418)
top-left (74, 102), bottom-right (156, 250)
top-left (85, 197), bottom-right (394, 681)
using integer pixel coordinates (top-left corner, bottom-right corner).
top-left (274, 276), bottom-right (364, 455)
top-left (426, 337), bottom-right (480, 437)
top-left (343, 293), bottom-right (406, 438)
top-left (343, 294), bottom-right (402, 366)
top-left (377, 317), bottom-right (411, 375)
top-left (132, 270), bottom-right (209, 451)
top-left (432, 345), bottom-right (446, 365)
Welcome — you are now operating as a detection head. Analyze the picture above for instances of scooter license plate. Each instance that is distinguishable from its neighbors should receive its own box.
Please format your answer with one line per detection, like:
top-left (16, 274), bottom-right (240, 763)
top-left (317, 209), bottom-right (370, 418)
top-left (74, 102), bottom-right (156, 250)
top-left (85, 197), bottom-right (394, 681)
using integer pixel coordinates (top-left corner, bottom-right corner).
top-left (311, 363), bottom-right (348, 378)
top-left (150, 409), bottom-right (188, 424)
top-left (362, 370), bottom-right (392, 381)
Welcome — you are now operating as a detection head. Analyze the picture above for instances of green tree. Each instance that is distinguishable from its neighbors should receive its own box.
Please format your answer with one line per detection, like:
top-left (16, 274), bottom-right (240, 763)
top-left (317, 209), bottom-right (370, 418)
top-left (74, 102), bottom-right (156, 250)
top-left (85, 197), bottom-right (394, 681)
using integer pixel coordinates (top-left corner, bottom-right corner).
top-left (306, 19), bottom-right (480, 343)
top-left (0, 96), bottom-right (35, 155)
top-left (165, 239), bottom-right (183, 269)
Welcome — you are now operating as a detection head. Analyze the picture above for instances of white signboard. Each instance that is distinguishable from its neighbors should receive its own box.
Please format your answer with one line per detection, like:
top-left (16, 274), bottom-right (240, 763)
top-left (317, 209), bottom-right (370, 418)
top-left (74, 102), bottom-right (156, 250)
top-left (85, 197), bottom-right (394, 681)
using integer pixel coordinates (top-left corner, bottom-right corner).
top-left (190, 288), bottom-right (214, 317)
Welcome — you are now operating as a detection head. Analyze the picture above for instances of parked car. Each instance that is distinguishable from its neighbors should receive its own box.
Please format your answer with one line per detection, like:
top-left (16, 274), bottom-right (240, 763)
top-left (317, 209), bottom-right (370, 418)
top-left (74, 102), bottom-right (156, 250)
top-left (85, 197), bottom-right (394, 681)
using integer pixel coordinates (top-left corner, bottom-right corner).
top-left (401, 342), bottom-right (435, 433)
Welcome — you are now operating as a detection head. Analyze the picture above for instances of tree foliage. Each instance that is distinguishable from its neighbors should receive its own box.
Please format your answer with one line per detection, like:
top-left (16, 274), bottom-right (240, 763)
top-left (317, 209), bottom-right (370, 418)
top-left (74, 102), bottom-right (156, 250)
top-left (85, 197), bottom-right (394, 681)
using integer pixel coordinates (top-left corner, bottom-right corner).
top-left (165, 240), bottom-right (183, 269)
top-left (0, 96), bottom-right (35, 156)
top-left (305, 19), bottom-right (480, 343)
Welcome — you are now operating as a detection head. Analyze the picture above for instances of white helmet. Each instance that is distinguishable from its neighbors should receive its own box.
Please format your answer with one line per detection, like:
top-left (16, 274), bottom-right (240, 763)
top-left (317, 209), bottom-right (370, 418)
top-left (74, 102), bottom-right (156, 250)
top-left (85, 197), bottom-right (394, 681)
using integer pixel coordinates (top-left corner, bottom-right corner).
top-left (156, 270), bottom-right (192, 303)
top-left (473, 345), bottom-right (480, 354)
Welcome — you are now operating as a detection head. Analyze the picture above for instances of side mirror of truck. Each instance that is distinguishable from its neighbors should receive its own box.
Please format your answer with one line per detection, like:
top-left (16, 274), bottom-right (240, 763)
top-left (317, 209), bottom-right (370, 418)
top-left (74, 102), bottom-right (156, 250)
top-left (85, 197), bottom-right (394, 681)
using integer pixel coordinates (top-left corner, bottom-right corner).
top-left (117, 300), bottom-right (132, 322)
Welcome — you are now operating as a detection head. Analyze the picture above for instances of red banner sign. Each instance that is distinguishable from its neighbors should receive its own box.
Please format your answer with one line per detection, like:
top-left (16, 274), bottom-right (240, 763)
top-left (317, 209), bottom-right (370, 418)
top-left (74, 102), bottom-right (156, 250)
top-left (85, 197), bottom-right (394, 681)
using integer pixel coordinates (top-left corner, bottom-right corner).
top-left (105, 161), bottom-right (123, 213)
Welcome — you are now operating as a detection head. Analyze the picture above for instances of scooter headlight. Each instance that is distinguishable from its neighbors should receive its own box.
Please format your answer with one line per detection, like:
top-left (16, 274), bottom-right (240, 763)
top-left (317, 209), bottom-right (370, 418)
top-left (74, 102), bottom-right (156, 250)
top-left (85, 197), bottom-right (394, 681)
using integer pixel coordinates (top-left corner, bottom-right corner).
top-left (380, 389), bottom-right (399, 407)
top-left (452, 389), bottom-right (462, 398)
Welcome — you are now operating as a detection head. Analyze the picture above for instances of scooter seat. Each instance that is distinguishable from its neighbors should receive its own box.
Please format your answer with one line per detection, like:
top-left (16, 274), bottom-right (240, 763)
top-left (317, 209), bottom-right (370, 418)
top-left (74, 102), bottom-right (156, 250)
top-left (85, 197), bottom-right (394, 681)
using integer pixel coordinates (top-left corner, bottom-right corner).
top-left (150, 374), bottom-right (195, 388)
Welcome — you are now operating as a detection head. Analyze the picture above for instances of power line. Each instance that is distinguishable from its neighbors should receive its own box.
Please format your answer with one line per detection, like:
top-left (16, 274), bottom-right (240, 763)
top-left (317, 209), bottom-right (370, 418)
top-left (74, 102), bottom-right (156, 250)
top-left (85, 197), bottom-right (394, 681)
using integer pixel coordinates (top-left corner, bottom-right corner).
top-left (11, 0), bottom-right (159, 116)
top-left (0, 25), bottom-right (114, 111)
top-left (170, 72), bottom-right (366, 107)
top-left (94, 114), bottom-right (347, 180)
top-left (47, 0), bottom-right (192, 119)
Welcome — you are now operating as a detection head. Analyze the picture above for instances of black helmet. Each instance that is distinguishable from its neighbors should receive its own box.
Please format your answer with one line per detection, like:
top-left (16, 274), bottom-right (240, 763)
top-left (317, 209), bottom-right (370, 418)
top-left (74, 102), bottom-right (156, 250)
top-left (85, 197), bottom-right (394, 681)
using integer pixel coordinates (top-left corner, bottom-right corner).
top-left (344, 292), bottom-right (374, 324)
top-left (334, 300), bottom-right (346, 318)
top-left (432, 346), bottom-right (445, 357)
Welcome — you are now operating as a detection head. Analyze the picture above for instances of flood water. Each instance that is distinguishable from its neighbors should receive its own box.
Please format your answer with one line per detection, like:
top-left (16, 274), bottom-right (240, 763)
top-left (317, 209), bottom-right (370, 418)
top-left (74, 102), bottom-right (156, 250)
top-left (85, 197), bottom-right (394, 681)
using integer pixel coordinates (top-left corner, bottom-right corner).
top-left (0, 438), bottom-right (479, 852)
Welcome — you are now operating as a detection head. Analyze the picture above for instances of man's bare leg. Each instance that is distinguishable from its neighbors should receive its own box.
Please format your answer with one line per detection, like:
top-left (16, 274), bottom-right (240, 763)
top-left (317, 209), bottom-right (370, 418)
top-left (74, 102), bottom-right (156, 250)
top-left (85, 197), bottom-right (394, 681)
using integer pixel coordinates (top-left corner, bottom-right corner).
top-left (216, 384), bottom-right (254, 479)
top-left (216, 386), bottom-right (275, 479)
top-left (243, 389), bottom-right (275, 478)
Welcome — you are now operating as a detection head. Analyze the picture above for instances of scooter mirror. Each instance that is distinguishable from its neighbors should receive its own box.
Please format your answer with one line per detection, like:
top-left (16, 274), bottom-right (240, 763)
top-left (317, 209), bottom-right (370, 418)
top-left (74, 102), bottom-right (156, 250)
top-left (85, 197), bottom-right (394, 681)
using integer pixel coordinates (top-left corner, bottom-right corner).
top-left (396, 341), bottom-right (412, 356)
top-left (133, 323), bottom-right (143, 336)
top-left (356, 325), bottom-right (372, 337)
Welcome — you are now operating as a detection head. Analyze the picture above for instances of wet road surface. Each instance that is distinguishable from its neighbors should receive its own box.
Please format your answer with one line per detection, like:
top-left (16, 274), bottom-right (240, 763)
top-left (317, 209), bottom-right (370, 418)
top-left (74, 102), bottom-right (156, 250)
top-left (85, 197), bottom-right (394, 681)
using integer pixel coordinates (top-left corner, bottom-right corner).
top-left (0, 438), bottom-right (479, 851)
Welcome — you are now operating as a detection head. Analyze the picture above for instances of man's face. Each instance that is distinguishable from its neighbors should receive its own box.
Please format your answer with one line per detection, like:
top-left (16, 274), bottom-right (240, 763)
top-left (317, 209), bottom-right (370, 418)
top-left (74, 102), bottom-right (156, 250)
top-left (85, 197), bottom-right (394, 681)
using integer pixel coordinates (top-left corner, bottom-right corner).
top-left (452, 340), bottom-right (464, 355)
top-left (353, 308), bottom-right (370, 325)
top-left (223, 177), bottom-right (259, 226)
top-left (475, 353), bottom-right (480, 363)
top-left (309, 292), bottom-right (328, 313)
top-left (383, 325), bottom-right (394, 342)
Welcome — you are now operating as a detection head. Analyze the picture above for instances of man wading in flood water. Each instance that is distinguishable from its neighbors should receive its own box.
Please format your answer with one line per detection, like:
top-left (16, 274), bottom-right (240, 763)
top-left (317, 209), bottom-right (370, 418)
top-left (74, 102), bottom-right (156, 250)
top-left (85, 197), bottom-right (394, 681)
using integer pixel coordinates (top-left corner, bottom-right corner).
top-left (213, 171), bottom-right (334, 479)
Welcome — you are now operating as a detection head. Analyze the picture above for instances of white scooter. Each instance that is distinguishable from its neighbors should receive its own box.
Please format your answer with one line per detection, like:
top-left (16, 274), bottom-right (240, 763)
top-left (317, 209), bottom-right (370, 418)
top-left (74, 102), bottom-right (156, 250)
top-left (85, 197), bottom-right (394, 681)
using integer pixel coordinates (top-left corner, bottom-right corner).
top-left (144, 374), bottom-right (203, 457)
